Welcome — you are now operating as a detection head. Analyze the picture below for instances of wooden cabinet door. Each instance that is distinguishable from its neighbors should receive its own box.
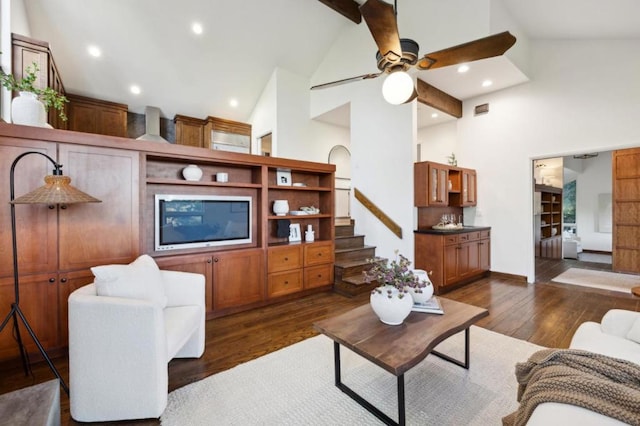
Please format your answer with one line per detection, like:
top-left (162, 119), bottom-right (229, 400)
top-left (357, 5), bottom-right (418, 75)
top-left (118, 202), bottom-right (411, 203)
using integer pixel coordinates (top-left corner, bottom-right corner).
top-left (443, 243), bottom-right (459, 286)
top-left (0, 273), bottom-right (58, 361)
top-left (0, 140), bottom-right (58, 278)
top-left (461, 169), bottom-right (477, 206)
top-left (155, 254), bottom-right (214, 313)
top-left (57, 144), bottom-right (140, 271)
top-left (429, 164), bottom-right (449, 206)
top-left (613, 148), bottom-right (640, 273)
top-left (414, 162), bottom-right (448, 206)
top-left (213, 249), bottom-right (264, 310)
top-left (66, 95), bottom-right (127, 137)
top-left (460, 241), bottom-right (479, 278)
top-left (174, 115), bottom-right (205, 148)
top-left (479, 238), bottom-right (491, 271)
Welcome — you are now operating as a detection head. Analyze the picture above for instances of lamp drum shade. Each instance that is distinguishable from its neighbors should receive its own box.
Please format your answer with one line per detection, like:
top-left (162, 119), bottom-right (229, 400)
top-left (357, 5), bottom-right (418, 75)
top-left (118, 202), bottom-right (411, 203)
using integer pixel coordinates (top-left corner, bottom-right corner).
top-left (11, 175), bottom-right (101, 205)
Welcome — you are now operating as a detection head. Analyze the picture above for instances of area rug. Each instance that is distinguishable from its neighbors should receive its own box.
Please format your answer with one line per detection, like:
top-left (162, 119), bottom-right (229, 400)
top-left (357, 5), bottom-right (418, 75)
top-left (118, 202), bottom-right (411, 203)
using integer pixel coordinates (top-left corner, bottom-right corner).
top-left (161, 326), bottom-right (543, 425)
top-left (551, 268), bottom-right (640, 293)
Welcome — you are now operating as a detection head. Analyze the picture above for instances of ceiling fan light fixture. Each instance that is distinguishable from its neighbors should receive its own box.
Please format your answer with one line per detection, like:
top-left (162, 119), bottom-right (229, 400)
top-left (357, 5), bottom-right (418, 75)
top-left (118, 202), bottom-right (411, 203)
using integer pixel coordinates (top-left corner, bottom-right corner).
top-left (382, 70), bottom-right (415, 105)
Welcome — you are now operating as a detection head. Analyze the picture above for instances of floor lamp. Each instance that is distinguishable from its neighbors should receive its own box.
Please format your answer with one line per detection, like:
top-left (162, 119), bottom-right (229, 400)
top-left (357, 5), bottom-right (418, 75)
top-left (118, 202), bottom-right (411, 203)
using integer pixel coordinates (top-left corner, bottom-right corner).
top-left (0, 151), bottom-right (101, 395)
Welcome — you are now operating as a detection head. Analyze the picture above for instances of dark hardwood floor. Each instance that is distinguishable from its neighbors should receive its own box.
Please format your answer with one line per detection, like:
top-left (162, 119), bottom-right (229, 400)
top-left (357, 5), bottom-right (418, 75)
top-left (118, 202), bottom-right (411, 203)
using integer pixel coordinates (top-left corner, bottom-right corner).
top-left (1, 258), bottom-right (637, 425)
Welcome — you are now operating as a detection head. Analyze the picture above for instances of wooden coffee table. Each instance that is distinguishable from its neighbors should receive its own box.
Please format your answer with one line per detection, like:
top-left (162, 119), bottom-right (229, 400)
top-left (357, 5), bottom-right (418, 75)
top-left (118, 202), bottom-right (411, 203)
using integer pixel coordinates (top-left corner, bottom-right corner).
top-left (314, 298), bottom-right (489, 426)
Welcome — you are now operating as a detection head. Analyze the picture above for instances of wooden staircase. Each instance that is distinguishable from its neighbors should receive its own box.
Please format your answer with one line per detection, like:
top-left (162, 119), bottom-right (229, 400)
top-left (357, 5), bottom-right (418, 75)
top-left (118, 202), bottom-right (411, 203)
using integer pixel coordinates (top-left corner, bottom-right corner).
top-left (333, 218), bottom-right (381, 297)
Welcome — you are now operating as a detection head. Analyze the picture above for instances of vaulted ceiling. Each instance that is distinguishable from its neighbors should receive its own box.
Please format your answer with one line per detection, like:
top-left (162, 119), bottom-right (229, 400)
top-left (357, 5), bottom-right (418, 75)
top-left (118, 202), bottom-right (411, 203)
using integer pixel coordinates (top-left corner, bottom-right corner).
top-left (20, 0), bottom-right (640, 127)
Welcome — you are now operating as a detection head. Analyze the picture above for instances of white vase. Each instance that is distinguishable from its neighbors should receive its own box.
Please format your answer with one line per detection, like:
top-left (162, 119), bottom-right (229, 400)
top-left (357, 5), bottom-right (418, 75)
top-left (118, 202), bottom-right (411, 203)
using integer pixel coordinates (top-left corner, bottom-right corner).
top-left (273, 200), bottom-right (289, 216)
top-left (370, 285), bottom-right (413, 325)
top-left (407, 269), bottom-right (434, 304)
top-left (11, 91), bottom-right (48, 127)
top-left (182, 164), bottom-right (203, 181)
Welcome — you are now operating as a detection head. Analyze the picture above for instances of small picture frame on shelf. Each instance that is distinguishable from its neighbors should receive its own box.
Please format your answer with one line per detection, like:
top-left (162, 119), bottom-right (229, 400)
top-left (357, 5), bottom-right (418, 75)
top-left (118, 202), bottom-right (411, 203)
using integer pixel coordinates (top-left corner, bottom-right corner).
top-left (289, 223), bottom-right (301, 242)
top-left (276, 168), bottom-right (292, 186)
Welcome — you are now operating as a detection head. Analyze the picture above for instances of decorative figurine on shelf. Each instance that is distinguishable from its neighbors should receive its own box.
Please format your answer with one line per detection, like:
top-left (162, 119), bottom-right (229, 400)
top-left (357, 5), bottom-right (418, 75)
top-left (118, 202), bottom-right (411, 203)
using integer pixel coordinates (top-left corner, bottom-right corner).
top-left (447, 152), bottom-right (457, 166)
top-left (305, 224), bottom-right (315, 242)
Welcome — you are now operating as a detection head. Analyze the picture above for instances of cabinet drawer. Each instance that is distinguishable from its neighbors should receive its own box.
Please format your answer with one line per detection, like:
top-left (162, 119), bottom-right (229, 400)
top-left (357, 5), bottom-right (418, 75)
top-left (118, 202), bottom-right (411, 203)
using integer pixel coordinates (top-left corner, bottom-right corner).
top-left (304, 264), bottom-right (334, 289)
top-left (268, 270), bottom-right (303, 298)
top-left (304, 242), bottom-right (334, 266)
top-left (268, 245), bottom-right (303, 273)
top-left (480, 230), bottom-right (491, 239)
top-left (463, 231), bottom-right (483, 242)
top-left (444, 235), bottom-right (459, 245)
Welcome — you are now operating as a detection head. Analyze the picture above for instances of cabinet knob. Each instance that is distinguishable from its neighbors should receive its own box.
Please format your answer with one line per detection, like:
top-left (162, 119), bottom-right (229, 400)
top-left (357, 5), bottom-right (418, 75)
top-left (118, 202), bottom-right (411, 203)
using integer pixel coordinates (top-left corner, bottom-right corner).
top-left (317, 253), bottom-right (322, 257)
top-left (284, 281), bottom-right (289, 285)
top-left (48, 278), bottom-right (56, 283)
top-left (317, 274), bottom-right (322, 278)
top-left (214, 258), bottom-right (219, 263)
top-left (60, 205), bottom-right (68, 210)
top-left (207, 258), bottom-right (213, 264)
top-left (60, 278), bottom-right (68, 283)
top-left (284, 257), bottom-right (288, 261)
top-left (48, 205), bottom-right (55, 210)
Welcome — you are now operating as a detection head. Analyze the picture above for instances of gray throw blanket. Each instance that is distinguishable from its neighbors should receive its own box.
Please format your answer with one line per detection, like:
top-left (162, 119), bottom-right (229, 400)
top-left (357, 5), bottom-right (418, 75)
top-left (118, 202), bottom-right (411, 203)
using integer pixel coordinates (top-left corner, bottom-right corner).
top-left (503, 348), bottom-right (640, 426)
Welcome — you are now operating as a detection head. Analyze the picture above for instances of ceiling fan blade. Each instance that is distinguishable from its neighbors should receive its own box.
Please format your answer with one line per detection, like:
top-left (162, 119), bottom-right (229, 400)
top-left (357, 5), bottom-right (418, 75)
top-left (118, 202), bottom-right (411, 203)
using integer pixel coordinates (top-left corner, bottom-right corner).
top-left (416, 31), bottom-right (516, 70)
top-left (359, 0), bottom-right (403, 65)
top-left (317, 0), bottom-right (362, 24)
top-left (310, 72), bottom-right (383, 90)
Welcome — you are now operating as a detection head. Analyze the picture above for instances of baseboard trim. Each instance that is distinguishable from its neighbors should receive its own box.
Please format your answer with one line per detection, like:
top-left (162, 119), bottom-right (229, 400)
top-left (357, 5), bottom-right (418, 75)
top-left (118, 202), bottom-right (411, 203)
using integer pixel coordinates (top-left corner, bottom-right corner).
top-left (582, 249), bottom-right (612, 255)
top-left (489, 271), bottom-right (527, 282)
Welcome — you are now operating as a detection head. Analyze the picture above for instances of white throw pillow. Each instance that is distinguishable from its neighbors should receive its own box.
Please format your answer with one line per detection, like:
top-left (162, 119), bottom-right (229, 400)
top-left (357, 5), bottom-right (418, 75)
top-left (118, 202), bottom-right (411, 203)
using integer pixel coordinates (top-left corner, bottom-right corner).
top-left (626, 317), bottom-right (640, 344)
top-left (91, 254), bottom-right (167, 308)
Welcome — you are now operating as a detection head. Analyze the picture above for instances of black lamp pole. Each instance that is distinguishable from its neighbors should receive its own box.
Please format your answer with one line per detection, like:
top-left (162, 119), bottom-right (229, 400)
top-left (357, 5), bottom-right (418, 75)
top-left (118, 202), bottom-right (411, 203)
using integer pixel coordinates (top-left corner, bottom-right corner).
top-left (0, 151), bottom-right (71, 395)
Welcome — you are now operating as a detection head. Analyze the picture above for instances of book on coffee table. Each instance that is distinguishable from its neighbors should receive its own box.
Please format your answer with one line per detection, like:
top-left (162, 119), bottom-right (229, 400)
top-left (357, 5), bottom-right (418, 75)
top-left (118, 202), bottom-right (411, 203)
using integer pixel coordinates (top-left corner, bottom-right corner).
top-left (412, 297), bottom-right (444, 314)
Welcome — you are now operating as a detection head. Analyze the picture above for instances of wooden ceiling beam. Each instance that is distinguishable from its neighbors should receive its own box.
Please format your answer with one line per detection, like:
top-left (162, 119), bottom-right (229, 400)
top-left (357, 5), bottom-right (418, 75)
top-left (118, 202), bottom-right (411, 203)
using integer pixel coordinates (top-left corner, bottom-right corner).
top-left (416, 78), bottom-right (463, 119)
top-left (318, 0), bottom-right (362, 24)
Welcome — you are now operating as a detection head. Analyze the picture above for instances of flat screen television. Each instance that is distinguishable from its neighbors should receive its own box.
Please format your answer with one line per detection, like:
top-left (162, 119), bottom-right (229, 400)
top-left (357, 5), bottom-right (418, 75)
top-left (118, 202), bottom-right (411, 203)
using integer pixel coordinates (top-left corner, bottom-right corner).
top-left (155, 194), bottom-right (252, 251)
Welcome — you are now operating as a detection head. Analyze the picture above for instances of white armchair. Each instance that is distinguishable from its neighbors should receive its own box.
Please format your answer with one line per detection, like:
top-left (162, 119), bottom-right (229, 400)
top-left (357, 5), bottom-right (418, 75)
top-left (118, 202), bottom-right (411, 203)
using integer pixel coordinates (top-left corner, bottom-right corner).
top-left (68, 263), bottom-right (205, 422)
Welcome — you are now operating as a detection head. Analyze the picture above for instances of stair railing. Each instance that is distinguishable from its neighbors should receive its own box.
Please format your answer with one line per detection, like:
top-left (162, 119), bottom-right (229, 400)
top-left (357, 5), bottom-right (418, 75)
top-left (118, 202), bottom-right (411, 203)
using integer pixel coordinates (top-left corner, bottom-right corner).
top-left (353, 188), bottom-right (402, 238)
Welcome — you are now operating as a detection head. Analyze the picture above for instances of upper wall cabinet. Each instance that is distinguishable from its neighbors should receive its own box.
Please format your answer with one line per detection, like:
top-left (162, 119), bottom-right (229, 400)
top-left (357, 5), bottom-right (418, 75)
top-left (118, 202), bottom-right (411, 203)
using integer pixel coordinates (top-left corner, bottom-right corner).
top-left (11, 33), bottom-right (67, 130)
top-left (415, 161), bottom-right (477, 208)
top-left (174, 115), bottom-right (252, 153)
top-left (66, 94), bottom-right (128, 137)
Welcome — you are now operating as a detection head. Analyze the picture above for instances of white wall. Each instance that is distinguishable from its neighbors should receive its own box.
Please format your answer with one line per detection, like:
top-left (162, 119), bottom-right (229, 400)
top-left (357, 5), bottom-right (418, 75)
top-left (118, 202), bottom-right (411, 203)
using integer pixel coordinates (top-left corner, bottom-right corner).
top-left (418, 120), bottom-right (457, 163)
top-left (249, 69), bottom-right (277, 156)
top-left (574, 152), bottom-right (612, 252)
top-left (458, 39), bottom-right (640, 282)
top-left (350, 80), bottom-right (417, 261)
top-left (1, 0), bottom-right (32, 122)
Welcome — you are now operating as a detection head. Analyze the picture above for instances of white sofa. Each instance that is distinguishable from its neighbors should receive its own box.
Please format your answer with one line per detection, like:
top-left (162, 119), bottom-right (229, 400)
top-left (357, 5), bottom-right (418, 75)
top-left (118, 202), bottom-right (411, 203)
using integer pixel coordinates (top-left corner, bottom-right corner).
top-left (68, 266), bottom-right (205, 422)
top-left (527, 309), bottom-right (640, 425)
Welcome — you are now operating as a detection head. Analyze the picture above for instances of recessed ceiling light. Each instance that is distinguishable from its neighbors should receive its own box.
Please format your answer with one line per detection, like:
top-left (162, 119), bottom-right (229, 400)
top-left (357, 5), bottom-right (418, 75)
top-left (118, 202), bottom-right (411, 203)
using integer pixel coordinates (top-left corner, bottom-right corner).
top-left (88, 45), bottom-right (101, 58)
top-left (192, 22), bottom-right (203, 35)
top-left (457, 64), bottom-right (469, 73)
top-left (229, 98), bottom-right (239, 108)
top-left (130, 85), bottom-right (141, 95)
top-left (431, 113), bottom-right (438, 119)
top-left (482, 80), bottom-right (493, 88)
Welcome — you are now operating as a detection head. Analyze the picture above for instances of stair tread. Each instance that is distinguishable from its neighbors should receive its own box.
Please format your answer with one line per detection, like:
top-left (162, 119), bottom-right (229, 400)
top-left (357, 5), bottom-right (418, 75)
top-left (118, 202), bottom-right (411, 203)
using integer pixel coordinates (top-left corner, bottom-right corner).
top-left (342, 275), bottom-right (375, 286)
top-left (335, 234), bottom-right (365, 239)
top-left (334, 258), bottom-right (374, 268)
top-left (335, 245), bottom-right (376, 253)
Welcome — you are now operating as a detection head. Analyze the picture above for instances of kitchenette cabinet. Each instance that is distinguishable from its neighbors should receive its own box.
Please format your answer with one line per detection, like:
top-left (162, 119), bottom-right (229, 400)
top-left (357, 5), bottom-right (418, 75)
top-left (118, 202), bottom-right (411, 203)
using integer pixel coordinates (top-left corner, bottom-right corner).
top-left (415, 228), bottom-right (491, 294)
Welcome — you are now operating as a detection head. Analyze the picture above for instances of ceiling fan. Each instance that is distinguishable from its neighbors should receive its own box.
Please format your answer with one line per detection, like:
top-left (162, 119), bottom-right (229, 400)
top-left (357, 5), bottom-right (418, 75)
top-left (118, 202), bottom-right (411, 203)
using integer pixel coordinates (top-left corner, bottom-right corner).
top-left (314, 0), bottom-right (516, 105)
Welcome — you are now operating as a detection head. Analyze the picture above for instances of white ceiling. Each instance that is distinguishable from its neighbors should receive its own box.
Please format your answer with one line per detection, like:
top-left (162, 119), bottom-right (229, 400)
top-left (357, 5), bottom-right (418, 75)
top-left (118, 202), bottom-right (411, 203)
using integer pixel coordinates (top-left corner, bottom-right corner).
top-left (20, 0), bottom-right (640, 128)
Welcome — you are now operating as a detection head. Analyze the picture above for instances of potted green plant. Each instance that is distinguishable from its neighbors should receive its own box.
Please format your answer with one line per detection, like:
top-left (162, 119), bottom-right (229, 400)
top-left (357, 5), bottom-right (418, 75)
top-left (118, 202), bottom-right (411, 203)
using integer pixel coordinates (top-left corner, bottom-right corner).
top-left (0, 62), bottom-right (68, 125)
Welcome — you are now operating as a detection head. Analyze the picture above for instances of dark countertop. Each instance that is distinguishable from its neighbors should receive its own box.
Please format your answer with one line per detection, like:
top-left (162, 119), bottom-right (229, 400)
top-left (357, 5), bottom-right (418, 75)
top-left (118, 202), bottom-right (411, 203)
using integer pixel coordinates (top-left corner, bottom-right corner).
top-left (414, 225), bottom-right (491, 235)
